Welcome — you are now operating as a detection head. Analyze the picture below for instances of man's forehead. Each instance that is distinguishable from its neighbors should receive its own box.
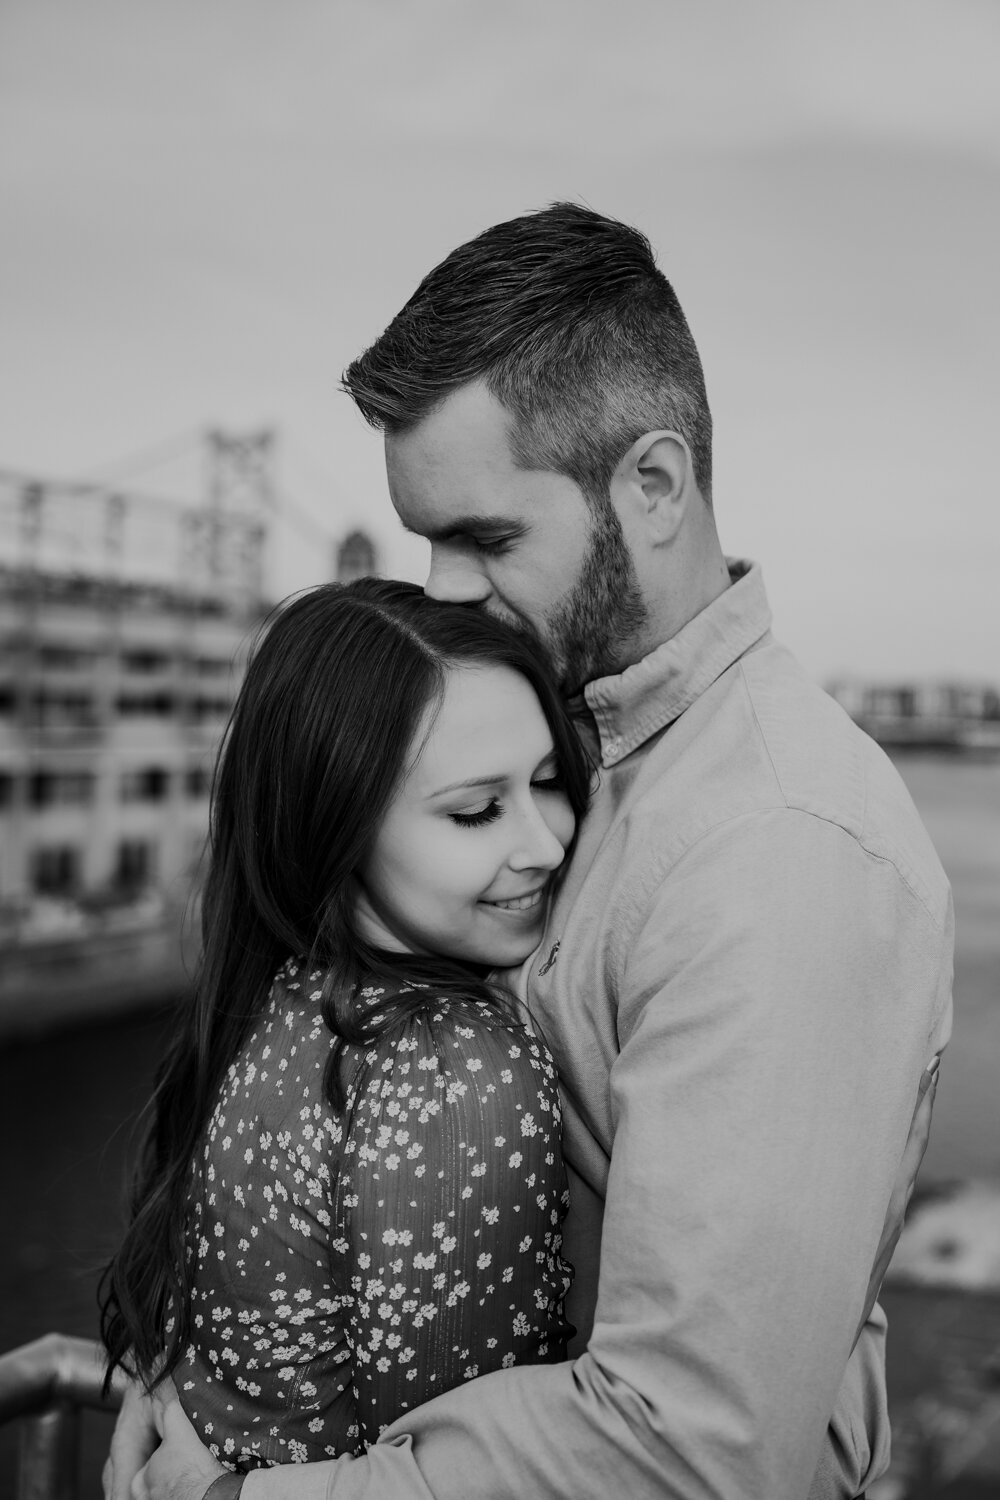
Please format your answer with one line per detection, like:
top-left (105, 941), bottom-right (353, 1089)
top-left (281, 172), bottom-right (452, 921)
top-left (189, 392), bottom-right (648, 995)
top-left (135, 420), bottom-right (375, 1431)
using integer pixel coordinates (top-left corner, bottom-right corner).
top-left (385, 384), bottom-right (517, 482)
top-left (386, 431), bottom-right (529, 538)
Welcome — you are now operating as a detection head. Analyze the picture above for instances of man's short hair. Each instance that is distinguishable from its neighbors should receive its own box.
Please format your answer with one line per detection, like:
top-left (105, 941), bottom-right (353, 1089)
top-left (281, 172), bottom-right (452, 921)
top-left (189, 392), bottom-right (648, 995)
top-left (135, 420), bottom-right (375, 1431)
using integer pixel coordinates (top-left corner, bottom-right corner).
top-left (343, 202), bottom-right (713, 504)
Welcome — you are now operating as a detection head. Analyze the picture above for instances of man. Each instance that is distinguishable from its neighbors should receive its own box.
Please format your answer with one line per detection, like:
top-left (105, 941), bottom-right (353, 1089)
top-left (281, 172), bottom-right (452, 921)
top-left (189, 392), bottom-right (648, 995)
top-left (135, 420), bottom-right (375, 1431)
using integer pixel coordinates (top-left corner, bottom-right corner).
top-left (111, 204), bottom-right (952, 1499)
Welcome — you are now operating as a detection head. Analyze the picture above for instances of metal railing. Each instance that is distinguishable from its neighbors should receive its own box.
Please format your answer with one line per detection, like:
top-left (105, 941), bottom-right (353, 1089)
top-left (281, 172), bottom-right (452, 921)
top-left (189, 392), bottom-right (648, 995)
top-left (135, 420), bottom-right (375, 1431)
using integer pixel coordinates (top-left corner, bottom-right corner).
top-left (0, 1335), bottom-right (124, 1500)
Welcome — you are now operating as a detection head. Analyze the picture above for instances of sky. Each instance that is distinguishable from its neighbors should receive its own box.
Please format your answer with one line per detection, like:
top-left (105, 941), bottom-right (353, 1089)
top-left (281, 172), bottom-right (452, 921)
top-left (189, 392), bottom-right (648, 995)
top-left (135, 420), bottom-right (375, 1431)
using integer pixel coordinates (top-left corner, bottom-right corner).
top-left (1, 0), bottom-right (998, 682)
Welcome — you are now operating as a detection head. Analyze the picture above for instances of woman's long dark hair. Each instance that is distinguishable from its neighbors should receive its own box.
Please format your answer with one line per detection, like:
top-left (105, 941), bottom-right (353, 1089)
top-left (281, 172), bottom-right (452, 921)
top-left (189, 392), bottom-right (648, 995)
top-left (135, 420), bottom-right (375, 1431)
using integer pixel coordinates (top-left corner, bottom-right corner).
top-left (99, 578), bottom-right (592, 1390)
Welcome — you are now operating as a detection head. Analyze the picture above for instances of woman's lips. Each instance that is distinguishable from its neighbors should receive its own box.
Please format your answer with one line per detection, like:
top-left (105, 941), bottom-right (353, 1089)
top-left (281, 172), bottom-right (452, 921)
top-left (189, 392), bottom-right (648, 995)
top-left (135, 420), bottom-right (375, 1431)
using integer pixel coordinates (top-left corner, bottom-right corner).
top-left (481, 886), bottom-right (546, 913)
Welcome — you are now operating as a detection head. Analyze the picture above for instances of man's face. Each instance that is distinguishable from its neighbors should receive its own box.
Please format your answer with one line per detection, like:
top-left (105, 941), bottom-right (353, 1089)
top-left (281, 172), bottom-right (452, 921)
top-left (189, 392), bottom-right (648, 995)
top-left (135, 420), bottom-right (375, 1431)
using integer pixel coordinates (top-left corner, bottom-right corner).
top-left (385, 382), bottom-right (647, 693)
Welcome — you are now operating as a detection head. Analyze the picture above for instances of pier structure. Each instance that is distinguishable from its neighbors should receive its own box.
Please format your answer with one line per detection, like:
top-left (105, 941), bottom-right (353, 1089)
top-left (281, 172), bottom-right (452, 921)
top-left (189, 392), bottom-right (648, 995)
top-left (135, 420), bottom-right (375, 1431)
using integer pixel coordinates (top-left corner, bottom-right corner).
top-left (827, 677), bottom-right (1000, 754)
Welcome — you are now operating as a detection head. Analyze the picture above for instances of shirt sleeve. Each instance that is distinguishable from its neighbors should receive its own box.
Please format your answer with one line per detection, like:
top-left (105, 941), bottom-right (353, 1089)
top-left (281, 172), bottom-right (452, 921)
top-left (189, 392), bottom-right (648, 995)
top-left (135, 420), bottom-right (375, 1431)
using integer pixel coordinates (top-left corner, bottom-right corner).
top-left (332, 1000), bottom-right (572, 1449)
top-left (245, 810), bottom-right (953, 1500)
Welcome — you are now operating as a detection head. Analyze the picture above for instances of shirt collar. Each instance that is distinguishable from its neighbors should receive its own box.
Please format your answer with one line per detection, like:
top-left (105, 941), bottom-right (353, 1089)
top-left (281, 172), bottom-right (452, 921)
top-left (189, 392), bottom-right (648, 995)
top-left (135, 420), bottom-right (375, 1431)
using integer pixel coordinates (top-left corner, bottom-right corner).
top-left (582, 559), bottom-right (772, 767)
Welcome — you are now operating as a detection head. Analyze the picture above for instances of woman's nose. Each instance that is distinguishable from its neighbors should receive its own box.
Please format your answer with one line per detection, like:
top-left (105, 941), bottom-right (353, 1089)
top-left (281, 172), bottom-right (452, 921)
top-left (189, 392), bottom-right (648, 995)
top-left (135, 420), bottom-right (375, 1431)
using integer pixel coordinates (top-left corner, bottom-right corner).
top-left (508, 806), bottom-right (567, 873)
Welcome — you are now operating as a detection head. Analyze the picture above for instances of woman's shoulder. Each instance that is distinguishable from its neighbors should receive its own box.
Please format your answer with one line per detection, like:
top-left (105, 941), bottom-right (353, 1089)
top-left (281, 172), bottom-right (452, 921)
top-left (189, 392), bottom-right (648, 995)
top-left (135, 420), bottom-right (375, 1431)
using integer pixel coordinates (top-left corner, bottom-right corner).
top-left (250, 959), bottom-right (558, 1112)
top-left (217, 957), bottom-right (336, 1128)
top-left (345, 972), bottom-right (559, 1107)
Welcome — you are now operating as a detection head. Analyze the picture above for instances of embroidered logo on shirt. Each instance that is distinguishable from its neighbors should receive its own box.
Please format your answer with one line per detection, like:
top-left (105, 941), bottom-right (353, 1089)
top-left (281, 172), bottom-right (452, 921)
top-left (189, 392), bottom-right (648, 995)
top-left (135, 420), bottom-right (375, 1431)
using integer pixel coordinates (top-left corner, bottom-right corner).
top-left (538, 941), bottom-right (561, 976)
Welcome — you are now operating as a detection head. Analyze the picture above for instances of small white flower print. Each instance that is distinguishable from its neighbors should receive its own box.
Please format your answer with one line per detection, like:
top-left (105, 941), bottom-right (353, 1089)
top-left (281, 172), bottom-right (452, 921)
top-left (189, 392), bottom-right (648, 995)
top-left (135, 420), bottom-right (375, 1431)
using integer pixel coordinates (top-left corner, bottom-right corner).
top-left (175, 963), bottom-right (570, 1464)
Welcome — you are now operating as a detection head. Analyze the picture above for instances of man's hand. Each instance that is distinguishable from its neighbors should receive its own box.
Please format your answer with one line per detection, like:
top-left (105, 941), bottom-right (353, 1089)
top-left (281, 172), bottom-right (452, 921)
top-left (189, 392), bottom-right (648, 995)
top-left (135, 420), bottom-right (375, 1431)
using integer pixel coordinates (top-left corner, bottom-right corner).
top-left (103, 1375), bottom-right (159, 1500)
top-left (131, 1377), bottom-right (226, 1500)
top-left (854, 1054), bottom-right (940, 1345)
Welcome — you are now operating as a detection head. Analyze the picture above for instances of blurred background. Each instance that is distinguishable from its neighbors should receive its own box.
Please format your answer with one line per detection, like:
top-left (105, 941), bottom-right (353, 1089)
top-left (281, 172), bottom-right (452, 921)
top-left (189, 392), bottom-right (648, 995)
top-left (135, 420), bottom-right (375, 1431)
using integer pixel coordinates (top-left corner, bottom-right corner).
top-left (1, 2), bottom-right (998, 1495)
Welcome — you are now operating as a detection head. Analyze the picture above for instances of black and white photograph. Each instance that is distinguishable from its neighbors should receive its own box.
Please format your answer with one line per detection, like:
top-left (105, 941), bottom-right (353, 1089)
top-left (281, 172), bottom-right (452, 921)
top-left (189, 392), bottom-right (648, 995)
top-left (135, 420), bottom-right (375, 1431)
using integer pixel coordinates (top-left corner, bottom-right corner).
top-left (1, 4), bottom-right (998, 1498)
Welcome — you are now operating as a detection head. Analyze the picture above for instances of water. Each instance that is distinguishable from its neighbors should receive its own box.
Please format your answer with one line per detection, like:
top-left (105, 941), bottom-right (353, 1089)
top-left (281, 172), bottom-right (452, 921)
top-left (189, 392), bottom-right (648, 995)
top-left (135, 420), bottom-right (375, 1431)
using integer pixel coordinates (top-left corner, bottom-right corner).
top-left (0, 753), bottom-right (996, 1491)
top-left (890, 755), bottom-right (1000, 1182)
top-left (0, 1002), bottom-right (176, 1491)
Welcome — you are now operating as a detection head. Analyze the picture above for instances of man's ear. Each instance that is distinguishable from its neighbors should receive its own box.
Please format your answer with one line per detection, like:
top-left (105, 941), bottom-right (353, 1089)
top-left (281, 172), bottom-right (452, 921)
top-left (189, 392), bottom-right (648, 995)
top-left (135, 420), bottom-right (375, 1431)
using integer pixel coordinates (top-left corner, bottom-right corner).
top-left (610, 430), bottom-right (692, 546)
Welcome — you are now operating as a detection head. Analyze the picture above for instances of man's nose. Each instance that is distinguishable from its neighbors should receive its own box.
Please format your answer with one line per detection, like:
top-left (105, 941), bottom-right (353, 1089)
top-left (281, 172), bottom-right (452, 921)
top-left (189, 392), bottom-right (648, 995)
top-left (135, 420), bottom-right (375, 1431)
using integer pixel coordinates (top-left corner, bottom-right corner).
top-left (508, 806), bottom-right (567, 874)
top-left (425, 549), bottom-right (492, 605)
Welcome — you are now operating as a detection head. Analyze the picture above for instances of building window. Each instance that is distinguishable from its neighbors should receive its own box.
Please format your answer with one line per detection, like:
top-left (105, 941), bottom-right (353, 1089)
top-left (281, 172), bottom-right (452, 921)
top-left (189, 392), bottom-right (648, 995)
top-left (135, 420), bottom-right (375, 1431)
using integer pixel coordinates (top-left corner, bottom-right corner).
top-left (116, 692), bottom-right (175, 716)
top-left (190, 696), bottom-right (232, 722)
top-left (29, 691), bottom-right (97, 729)
top-left (114, 839), bottom-right (156, 891)
top-left (39, 643), bottom-right (96, 670)
top-left (122, 648), bottom-right (171, 673)
top-left (120, 767), bottom-right (169, 803)
top-left (185, 766), bottom-right (212, 798)
top-left (0, 773), bottom-right (14, 809)
top-left (28, 771), bottom-right (95, 807)
top-left (31, 844), bottom-right (80, 895)
top-left (0, 687), bottom-right (15, 715)
top-left (193, 656), bottom-right (230, 677)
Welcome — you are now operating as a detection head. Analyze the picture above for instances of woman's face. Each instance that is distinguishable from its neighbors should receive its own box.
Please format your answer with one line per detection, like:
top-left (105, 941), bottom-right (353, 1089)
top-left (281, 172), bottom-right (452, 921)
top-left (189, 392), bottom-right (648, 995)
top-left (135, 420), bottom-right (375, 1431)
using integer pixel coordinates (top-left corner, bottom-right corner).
top-left (355, 663), bottom-right (576, 968)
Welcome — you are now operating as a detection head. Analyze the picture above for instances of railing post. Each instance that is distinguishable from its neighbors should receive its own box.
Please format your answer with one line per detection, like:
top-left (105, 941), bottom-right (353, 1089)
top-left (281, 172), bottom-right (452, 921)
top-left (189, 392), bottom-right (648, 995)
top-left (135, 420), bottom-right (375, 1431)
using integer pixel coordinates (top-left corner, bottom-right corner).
top-left (17, 1403), bottom-right (80, 1500)
top-left (1, 1336), bottom-right (124, 1500)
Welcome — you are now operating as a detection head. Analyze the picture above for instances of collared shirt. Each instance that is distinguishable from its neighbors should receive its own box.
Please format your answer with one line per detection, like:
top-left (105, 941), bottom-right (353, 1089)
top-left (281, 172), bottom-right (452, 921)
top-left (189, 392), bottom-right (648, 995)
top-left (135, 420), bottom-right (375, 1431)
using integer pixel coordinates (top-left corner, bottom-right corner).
top-left (247, 560), bottom-right (953, 1500)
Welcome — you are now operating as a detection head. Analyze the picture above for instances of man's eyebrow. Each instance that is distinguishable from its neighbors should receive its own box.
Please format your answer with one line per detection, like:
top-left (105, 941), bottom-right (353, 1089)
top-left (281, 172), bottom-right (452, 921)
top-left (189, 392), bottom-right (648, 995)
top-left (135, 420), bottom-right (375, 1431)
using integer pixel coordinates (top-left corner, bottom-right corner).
top-left (401, 515), bottom-right (523, 543)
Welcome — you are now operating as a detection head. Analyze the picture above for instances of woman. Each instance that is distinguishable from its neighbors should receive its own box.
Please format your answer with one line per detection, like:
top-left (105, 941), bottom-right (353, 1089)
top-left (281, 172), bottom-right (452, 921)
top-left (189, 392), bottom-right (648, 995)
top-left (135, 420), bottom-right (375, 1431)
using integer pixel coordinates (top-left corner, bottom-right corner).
top-left (101, 578), bottom-right (592, 1471)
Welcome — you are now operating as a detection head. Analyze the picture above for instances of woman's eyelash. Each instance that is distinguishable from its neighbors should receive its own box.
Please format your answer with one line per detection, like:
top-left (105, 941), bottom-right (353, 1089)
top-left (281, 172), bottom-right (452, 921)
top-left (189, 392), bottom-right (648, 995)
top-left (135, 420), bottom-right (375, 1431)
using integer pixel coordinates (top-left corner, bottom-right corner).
top-left (448, 773), bottom-right (562, 827)
top-left (450, 800), bottom-right (502, 828)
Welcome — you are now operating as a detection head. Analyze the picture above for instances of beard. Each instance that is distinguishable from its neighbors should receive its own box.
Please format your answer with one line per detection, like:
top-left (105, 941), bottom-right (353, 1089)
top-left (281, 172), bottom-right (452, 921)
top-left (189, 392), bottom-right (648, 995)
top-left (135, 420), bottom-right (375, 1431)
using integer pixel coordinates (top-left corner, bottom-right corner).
top-left (542, 497), bottom-right (648, 695)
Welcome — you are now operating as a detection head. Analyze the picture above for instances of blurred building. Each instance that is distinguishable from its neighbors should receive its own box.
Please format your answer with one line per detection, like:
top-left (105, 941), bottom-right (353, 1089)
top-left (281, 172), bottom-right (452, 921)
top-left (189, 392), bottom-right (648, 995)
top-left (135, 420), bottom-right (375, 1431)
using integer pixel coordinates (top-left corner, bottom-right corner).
top-left (0, 433), bottom-right (381, 1032)
top-left (0, 564), bottom-right (260, 1028)
top-left (0, 566), bottom-right (254, 908)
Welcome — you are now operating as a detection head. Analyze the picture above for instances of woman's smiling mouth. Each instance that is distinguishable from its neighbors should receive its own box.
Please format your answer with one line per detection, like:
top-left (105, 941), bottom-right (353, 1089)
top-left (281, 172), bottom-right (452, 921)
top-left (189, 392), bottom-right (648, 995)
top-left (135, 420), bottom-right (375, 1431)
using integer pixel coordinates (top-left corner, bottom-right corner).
top-left (482, 886), bottom-right (547, 913)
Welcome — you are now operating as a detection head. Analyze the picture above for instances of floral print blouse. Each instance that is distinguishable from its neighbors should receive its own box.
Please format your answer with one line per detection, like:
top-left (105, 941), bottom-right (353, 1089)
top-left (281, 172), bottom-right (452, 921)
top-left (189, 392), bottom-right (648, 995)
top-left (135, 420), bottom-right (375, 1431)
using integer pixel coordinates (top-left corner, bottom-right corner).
top-left (176, 959), bottom-right (573, 1468)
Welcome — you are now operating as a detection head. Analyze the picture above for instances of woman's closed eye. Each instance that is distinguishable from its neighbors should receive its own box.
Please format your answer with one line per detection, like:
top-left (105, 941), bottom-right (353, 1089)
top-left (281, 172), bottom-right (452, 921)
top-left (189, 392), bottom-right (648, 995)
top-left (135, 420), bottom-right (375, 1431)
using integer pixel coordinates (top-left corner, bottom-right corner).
top-left (530, 773), bottom-right (564, 794)
top-left (449, 798), bottom-right (502, 829)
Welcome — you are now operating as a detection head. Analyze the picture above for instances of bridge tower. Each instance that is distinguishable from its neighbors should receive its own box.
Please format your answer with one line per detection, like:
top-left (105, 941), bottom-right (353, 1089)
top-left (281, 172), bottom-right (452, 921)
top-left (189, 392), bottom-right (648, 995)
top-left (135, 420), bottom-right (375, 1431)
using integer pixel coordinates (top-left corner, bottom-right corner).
top-left (193, 428), bottom-right (276, 602)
